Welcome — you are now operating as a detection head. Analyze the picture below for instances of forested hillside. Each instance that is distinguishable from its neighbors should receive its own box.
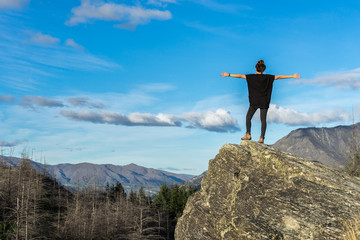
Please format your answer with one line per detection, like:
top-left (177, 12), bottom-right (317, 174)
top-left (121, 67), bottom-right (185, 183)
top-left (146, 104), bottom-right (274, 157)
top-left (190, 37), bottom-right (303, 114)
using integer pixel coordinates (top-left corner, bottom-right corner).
top-left (0, 156), bottom-right (197, 240)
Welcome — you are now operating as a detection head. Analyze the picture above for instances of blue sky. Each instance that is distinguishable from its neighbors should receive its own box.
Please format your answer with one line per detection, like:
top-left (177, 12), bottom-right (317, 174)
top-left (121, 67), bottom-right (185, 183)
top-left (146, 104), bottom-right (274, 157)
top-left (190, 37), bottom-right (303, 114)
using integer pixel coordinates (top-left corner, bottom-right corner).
top-left (1, 0), bottom-right (360, 175)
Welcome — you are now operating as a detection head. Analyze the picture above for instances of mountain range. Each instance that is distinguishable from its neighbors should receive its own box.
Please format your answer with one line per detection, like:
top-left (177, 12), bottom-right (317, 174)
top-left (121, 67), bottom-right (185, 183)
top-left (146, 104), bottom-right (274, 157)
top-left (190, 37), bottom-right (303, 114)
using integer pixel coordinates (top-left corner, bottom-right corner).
top-left (272, 122), bottom-right (360, 169)
top-left (3, 122), bottom-right (359, 193)
top-left (0, 156), bottom-right (194, 194)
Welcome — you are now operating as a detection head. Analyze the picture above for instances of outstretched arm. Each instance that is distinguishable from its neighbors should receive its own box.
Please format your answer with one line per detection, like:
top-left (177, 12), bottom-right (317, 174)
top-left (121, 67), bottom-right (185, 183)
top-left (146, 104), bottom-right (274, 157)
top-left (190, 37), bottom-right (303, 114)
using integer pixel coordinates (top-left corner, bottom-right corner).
top-left (275, 73), bottom-right (300, 80)
top-left (220, 72), bottom-right (246, 79)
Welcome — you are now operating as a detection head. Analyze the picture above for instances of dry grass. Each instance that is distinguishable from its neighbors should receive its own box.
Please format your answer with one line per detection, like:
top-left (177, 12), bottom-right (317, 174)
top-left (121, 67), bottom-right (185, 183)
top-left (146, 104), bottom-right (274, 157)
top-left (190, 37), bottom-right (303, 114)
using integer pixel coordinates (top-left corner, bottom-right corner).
top-left (343, 215), bottom-right (360, 240)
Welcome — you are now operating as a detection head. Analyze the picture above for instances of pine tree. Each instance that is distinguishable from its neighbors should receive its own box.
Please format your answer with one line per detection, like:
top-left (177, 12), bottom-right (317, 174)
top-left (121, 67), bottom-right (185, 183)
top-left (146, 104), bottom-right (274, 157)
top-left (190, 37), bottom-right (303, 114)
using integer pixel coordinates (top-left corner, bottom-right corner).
top-left (153, 183), bottom-right (171, 209)
top-left (138, 186), bottom-right (146, 206)
top-left (129, 189), bottom-right (137, 204)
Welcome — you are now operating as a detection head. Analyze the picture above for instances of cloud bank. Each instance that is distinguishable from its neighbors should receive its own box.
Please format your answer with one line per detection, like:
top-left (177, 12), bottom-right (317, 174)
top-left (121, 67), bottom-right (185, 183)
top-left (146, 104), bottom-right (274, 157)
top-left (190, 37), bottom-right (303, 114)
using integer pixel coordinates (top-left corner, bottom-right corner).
top-left (294, 68), bottom-right (360, 90)
top-left (10, 94), bottom-right (356, 129)
top-left (268, 104), bottom-right (351, 125)
top-left (1, 93), bottom-right (239, 132)
top-left (66, 0), bottom-right (172, 30)
top-left (61, 110), bottom-right (182, 127)
top-left (60, 108), bottom-right (239, 132)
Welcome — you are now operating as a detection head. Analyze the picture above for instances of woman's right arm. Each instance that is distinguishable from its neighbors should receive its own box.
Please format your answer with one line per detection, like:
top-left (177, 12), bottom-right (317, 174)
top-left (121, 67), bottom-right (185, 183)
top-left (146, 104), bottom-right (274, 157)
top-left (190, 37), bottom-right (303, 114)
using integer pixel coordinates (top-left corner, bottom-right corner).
top-left (275, 73), bottom-right (300, 80)
top-left (220, 72), bottom-right (246, 79)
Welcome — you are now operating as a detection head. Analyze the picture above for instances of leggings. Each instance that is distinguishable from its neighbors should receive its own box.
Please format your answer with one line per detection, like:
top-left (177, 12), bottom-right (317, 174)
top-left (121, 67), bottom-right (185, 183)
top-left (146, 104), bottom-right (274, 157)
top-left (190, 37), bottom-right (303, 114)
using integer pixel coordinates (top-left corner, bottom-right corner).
top-left (245, 106), bottom-right (268, 138)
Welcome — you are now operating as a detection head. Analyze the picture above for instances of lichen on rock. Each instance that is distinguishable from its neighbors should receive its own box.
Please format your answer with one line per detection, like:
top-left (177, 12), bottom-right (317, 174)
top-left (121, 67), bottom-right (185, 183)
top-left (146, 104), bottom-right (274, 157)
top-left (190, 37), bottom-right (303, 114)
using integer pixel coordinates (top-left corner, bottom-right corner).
top-left (175, 141), bottom-right (360, 240)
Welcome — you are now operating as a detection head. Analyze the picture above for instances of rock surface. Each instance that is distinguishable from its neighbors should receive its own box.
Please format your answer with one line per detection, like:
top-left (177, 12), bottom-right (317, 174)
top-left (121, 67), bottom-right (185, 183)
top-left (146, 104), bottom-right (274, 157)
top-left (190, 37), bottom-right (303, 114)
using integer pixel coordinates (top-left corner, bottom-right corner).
top-left (175, 141), bottom-right (360, 240)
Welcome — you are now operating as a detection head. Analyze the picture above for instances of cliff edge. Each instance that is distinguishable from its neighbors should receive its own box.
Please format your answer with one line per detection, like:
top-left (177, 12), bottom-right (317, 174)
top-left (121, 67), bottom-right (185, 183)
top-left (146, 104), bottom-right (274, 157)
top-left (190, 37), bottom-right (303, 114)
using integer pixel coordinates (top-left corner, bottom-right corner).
top-left (175, 141), bottom-right (360, 240)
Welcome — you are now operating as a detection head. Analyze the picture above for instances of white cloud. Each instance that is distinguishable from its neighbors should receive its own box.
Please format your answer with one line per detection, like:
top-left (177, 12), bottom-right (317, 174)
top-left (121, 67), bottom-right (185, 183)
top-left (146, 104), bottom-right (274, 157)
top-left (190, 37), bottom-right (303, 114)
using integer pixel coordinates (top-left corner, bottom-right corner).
top-left (293, 68), bottom-right (360, 89)
top-left (65, 38), bottom-right (84, 51)
top-left (61, 110), bottom-right (181, 127)
top-left (60, 108), bottom-right (239, 132)
top-left (67, 97), bottom-right (105, 109)
top-left (20, 95), bottom-right (65, 109)
top-left (0, 95), bottom-right (15, 103)
top-left (268, 104), bottom-right (351, 125)
top-left (0, 0), bottom-right (29, 10)
top-left (29, 32), bottom-right (60, 46)
top-left (0, 16), bottom-right (121, 92)
top-left (66, 0), bottom-right (172, 30)
top-left (147, 0), bottom-right (177, 7)
top-left (181, 108), bottom-right (239, 132)
top-left (0, 139), bottom-right (23, 147)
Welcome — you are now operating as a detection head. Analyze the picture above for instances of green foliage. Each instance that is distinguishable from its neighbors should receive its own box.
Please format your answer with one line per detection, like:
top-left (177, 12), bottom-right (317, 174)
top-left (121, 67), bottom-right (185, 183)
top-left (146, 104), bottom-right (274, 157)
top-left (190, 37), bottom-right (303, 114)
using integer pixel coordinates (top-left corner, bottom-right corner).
top-left (0, 221), bottom-right (16, 239)
top-left (153, 183), bottom-right (198, 220)
top-left (105, 181), bottom-right (127, 200)
top-left (153, 183), bottom-right (171, 208)
top-left (346, 151), bottom-right (360, 177)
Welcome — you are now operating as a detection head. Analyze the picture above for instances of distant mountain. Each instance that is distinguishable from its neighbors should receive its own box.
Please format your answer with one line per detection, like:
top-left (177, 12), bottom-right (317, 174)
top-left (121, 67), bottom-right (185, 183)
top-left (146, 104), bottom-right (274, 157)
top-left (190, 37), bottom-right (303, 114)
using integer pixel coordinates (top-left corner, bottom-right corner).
top-left (0, 156), bottom-right (194, 194)
top-left (186, 170), bottom-right (207, 190)
top-left (272, 122), bottom-right (360, 169)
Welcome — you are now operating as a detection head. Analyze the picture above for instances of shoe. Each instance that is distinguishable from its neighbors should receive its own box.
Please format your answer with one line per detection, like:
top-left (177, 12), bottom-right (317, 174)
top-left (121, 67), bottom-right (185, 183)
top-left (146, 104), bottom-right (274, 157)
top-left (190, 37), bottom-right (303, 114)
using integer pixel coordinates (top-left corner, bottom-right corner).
top-left (241, 133), bottom-right (251, 140)
top-left (258, 137), bottom-right (264, 144)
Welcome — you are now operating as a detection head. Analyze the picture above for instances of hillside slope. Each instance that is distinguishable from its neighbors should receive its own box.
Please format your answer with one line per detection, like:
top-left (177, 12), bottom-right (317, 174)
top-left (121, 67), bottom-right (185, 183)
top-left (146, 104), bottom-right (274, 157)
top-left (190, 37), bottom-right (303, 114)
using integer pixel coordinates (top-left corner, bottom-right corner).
top-left (272, 122), bottom-right (360, 169)
top-left (1, 156), bottom-right (194, 193)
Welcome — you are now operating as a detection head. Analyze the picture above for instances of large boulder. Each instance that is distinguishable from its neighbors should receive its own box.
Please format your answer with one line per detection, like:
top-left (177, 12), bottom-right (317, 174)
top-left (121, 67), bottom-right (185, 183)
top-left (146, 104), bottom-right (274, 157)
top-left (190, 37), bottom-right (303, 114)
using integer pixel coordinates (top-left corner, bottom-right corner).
top-left (175, 141), bottom-right (360, 239)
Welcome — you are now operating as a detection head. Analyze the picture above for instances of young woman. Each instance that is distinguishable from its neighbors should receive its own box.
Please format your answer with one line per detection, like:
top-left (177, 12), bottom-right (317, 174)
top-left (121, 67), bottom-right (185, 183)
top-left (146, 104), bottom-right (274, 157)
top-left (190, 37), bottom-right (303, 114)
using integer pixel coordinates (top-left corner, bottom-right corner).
top-left (221, 60), bottom-right (300, 143)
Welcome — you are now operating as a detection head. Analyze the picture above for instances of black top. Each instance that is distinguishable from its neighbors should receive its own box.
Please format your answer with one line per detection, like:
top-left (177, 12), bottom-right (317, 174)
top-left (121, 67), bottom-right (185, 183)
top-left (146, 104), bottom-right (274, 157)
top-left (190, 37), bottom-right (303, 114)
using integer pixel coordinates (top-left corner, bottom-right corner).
top-left (245, 74), bottom-right (275, 109)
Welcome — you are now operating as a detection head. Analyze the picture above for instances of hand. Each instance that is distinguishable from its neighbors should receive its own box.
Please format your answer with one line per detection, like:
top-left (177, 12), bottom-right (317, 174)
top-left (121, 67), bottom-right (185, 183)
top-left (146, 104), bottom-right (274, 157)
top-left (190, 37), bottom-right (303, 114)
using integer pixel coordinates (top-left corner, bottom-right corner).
top-left (293, 73), bottom-right (301, 79)
top-left (220, 72), bottom-right (230, 77)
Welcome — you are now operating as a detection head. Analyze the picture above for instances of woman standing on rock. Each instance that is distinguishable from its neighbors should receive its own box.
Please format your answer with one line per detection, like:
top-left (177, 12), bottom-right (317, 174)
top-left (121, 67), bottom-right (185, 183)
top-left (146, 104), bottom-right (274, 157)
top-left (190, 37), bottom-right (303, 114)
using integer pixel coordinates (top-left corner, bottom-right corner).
top-left (221, 60), bottom-right (300, 143)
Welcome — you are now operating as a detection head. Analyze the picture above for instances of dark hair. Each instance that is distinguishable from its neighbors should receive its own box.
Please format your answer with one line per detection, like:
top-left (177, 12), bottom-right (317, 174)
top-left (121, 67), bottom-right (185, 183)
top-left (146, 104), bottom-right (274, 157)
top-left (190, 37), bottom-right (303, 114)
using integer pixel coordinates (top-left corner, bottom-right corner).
top-left (256, 60), bottom-right (266, 73)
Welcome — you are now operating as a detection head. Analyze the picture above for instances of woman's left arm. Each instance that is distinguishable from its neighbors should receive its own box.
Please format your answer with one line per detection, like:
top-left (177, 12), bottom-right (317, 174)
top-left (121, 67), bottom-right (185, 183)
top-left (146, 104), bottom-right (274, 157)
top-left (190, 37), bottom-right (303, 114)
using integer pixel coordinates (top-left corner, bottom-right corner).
top-left (275, 73), bottom-right (301, 80)
top-left (221, 72), bottom-right (246, 79)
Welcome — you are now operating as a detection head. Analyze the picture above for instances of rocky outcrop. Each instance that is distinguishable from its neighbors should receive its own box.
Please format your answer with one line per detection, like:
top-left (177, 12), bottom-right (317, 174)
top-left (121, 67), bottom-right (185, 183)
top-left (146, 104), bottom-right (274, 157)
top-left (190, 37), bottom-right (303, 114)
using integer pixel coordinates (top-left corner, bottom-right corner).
top-left (175, 141), bottom-right (360, 240)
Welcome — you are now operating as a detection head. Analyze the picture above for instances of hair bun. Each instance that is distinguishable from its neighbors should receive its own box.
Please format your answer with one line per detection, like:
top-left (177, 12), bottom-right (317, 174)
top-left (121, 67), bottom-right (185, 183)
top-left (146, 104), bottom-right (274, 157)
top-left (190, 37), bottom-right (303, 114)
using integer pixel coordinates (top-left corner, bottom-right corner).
top-left (255, 59), bottom-right (266, 73)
